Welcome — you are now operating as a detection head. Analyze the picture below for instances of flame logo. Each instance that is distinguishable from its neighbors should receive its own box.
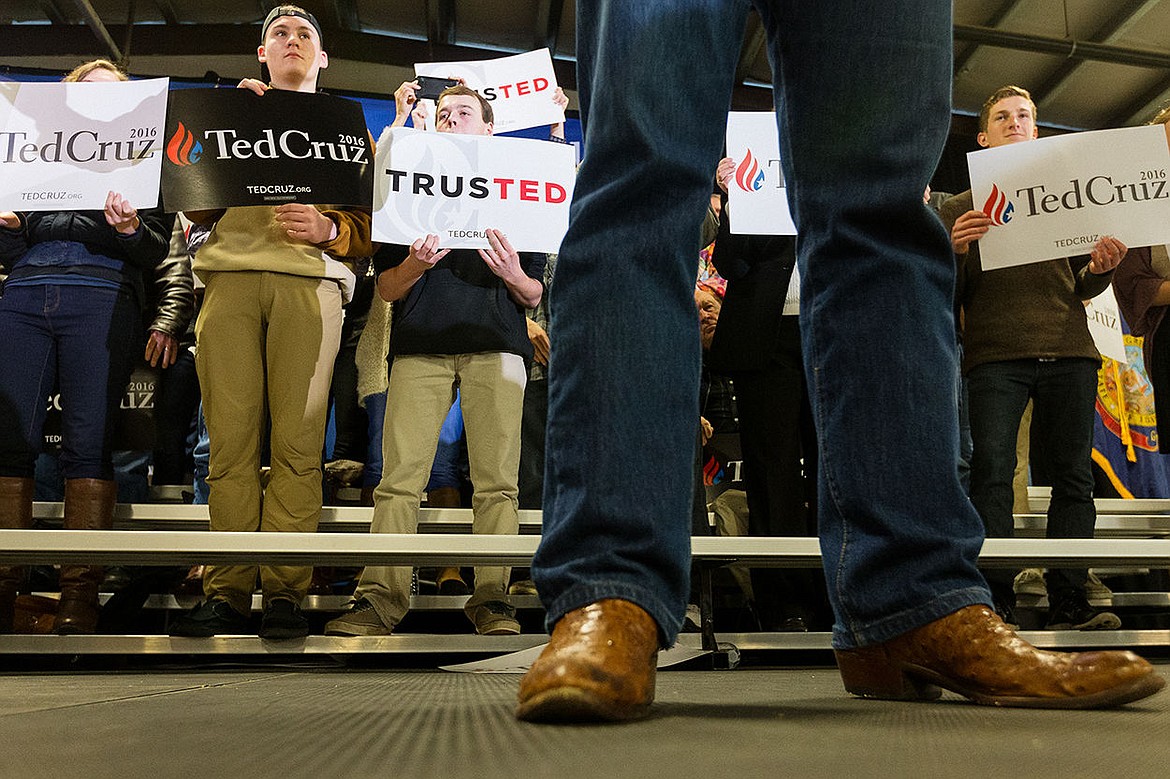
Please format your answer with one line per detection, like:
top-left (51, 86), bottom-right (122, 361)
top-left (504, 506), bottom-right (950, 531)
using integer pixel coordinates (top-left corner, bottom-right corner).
top-left (166, 122), bottom-right (203, 166)
top-left (734, 150), bottom-right (765, 192)
top-left (981, 183), bottom-right (1014, 226)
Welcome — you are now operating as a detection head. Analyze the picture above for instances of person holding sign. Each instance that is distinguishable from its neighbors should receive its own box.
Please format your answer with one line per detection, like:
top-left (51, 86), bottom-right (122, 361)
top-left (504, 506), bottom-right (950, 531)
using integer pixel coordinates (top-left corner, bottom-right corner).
top-left (940, 86), bottom-right (1127, 632)
top-left (326, 85), bottom-right (545, 639)
top-left (169, 5), bottom-right (373, 640)
top-left (0, 60), bottom-right (176, 635)
top-left (1113, 107), bottom-right (1170, 453)
top-left (515, 5), bottom-right (1163, 723)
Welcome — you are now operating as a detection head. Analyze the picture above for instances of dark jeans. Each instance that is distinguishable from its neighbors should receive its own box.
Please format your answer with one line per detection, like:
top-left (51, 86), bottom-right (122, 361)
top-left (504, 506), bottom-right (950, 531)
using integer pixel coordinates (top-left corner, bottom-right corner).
top-left (733, 317), bottom-right (822, 626)
top-left (968, 357), bottom-right (1098, 600)
top-left (518, 377), bottom-right (548, 510)
top-left (0, 283), bottom-right (140, 480)
top-left (533, 0), bottom-right (990, 648)
top-left (152, 347), bottom-right (200, 485)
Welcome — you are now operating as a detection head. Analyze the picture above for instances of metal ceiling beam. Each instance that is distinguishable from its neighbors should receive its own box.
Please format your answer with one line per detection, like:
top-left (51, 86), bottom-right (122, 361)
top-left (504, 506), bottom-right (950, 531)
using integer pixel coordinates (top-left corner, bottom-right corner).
top-left (70, 0), bottom-right (122, 62)
top-left (426, 0), bottom-right (456, 47)
top-left (1109, 75), bottom-right (1170, 128)
top-left (534, 0), bottom-right (565, 55)
top-left (953, 24), bottom-right (1170, 70)
top-left (1032, 0), bottom-right (1161, 105)
top-left (152, 0), bottom-right (180, 26)
top-left (329, 0), bottom-right (360, 32)
top-left (39, 0), bottom-right (71, 25)
top-left (953, 0), bottom-right (1025, 76)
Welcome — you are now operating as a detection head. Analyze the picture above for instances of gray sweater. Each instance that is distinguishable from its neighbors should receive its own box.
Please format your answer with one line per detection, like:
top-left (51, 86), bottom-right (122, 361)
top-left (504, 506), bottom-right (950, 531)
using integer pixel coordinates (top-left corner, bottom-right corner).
top-left (940, 190), bottom-right (1112, 374)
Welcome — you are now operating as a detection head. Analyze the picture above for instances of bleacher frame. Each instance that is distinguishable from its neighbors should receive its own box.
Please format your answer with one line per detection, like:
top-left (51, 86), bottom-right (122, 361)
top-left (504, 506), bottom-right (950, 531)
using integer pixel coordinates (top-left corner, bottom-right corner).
top-left (3, 489), bottom-right (1170, 658)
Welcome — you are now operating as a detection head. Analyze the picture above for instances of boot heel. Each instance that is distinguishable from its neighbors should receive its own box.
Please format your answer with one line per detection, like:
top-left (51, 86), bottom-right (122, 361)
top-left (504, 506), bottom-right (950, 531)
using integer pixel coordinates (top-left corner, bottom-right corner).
top-left (835, 647), bottom-right (942, 701)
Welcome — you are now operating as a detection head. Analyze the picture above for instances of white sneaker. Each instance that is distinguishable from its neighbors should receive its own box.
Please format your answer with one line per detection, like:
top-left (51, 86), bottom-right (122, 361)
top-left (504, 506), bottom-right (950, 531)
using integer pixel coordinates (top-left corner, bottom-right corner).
top-left (1014, 568), bottom-right (1047, 597)
top-left (1085, 570), bottom-right (1114, 604)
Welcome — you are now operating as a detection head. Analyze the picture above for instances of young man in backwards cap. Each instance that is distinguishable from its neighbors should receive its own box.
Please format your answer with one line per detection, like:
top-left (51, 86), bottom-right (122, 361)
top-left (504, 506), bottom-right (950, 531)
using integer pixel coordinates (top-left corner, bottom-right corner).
top-left (171, 5), bottom-right (373, 640)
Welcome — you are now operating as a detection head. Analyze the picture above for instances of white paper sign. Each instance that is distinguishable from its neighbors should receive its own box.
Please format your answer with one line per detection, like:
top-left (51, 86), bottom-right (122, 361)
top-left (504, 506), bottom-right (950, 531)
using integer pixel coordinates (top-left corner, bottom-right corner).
top-left (439, 642), bottom-right (711, 673)
top-left (0, 78), bottom-right (168, 211)
top-left (968, 125), bottom-right (1170, 270)
top-left (416, 49), bottom-right (563, 134)
top-left (1087, 284), bottom-right (1127, 364)
top-left (372, 127), bottom-right (575, 253)
top-left (724, 111), bottom-right (797, 236)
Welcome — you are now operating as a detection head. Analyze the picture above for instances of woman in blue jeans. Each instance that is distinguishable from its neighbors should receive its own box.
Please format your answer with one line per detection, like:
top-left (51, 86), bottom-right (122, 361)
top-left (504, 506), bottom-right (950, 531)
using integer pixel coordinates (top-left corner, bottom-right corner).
top-left (0, 59), bottom-right (175, 635)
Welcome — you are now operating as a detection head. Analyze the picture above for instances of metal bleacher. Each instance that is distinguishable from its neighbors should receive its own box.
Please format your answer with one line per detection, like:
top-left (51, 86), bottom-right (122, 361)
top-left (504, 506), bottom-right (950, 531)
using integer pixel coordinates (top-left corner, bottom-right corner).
top-left (2, 486), bottom-right (1170, 659)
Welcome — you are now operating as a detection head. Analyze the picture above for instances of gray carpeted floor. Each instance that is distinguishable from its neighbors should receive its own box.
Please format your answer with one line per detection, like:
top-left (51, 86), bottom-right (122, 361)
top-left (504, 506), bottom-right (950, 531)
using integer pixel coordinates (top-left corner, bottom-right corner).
top-left (2, 665), bottom-right (1168, 778)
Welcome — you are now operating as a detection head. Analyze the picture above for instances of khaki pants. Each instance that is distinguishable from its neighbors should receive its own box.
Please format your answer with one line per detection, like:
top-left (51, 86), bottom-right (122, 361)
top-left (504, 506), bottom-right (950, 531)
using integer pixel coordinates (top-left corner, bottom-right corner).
top-left (356, 352), bottom-right (526, 628)
top-left (195, 271), bottom-right (343, 615)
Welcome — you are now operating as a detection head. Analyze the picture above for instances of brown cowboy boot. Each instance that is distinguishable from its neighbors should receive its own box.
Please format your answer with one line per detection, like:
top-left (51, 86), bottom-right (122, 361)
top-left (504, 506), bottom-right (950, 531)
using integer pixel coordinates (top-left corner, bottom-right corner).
top-left (0, 476), bottom-right (34, 633)
top-left (55, 478), bottom-right (117, 635)
top-left (834, 604), bottom-right (1165, 708)
top-left (517, 599), bottom-right (659, 722)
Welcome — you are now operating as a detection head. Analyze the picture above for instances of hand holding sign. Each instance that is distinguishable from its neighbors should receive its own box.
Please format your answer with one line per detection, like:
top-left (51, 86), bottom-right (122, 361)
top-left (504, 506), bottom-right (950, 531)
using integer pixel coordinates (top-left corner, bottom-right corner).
top-left (950, 209), bottom-right (992, 255)
top-left (1, 212), bottom-right (20, 229)
top-left (479, 228), bottom-right (542, 307)
top-left (103, 191), bottom-right (140, 235)
top-left (478, 228), bottom-right (522, 281)
top-left (409, 234), bottom-right (451, 268)
top-left (1088, 235), bottom-right (1127, 275)
top-left (715, 157), bottom-right (735, 194)
top-left (275, 203), bottom-right (336, 244)
top-left (237, 78), bottom-right (271, 96)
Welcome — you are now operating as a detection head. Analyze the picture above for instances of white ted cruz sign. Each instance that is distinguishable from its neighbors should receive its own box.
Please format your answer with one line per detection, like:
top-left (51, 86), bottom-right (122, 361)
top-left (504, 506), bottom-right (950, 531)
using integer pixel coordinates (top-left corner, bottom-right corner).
top-left (967, 124), bottom-right (1170, 270)
top-left (724, 111), bottom-right (797, 236)
top-left (415, 49), bottom-right (564, 134)
top-left (0, 78), bottom-right (169, 211)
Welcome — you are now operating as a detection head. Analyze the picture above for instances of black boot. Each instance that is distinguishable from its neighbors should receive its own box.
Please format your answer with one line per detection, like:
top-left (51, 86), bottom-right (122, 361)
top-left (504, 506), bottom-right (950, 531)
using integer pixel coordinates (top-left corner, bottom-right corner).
top-left (55, 478), bottom-right (117, 635)
top-left (0, 476), bottom-right (34, 633)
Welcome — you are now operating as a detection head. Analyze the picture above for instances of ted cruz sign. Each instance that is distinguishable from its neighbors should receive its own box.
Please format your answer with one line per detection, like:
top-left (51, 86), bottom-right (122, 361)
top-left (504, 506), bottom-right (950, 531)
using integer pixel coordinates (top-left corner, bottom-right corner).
top-left (968, 125), bottom-right (1170, 270)
top-left (372, 127), bottom-right (575, 253)
top-left (0, 78), bottom-right (168, 211)
top-left (162, 88), bottom-right (373, 211)
top-left (415, 49), bottom-right (564, 134)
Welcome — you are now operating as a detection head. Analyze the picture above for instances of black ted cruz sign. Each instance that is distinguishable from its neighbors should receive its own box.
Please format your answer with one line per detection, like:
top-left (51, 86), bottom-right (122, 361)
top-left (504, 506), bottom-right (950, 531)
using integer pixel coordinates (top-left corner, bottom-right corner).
top-left (161, 88), bottom-right (373, 211)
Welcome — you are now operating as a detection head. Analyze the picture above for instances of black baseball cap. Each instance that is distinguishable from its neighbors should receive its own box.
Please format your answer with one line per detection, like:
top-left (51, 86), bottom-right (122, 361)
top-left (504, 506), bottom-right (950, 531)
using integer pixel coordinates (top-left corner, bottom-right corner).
top-left (260, 5), bottom-right (323, 43)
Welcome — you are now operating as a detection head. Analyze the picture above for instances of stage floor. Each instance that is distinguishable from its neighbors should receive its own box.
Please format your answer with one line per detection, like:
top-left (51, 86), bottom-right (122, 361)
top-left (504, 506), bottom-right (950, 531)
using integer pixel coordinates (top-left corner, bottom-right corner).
top-left (2, 663), bottom-right (1168, 778)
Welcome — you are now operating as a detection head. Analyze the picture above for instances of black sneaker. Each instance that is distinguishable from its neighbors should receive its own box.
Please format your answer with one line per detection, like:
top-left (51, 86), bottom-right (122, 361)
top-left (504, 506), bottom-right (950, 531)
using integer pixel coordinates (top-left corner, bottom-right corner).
top-left (259, 599), bottom-right (310, 640)
top-left (170, 599), bottom-right (249, 637)
top-left (1045, 590), bottom-right (1122, 631)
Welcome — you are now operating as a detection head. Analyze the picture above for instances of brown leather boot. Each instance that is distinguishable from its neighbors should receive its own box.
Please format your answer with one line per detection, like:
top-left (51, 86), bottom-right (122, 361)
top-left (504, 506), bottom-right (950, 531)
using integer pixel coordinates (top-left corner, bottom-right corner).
top-left (835, 604), bottom-right (1166, 709)
top-left (516, 599), bottom-right (659, 722)
top-left (426, 487), bottom-right (469, 595)
top-left (0, 476), bottom-right (34, 633)
top-left (55, 478), bottom-right (117, 635)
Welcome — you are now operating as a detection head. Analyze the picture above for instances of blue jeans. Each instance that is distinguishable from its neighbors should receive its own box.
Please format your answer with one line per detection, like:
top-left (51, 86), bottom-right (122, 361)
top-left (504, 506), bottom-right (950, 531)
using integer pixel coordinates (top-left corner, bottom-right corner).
top-left (0, 283), bottom-right (140, 480)
top-left (533, 0), bottom-right (991, 649)
top-left (192, 403), bottom-right (210, 505)
top-left (968, 358), bottom-right (1098, 598)
top-left (361, 391), bottom-right (387, 488)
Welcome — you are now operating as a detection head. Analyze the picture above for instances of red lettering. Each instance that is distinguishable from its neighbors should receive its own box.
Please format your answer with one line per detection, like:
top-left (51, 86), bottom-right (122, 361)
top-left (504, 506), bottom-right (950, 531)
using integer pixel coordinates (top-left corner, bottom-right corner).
top-left (520, 180), bottom-right (539, 201)
top-left (546, 182), bottom-right (567, 204)
top-left (493, 177), bottom-right (515, 198)
top-left (499, 84), bottom-right (514, 98)
top-left (534, 77), bottom-right (549, 92)
top-left (517, 81), bottom-right (531, 96)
